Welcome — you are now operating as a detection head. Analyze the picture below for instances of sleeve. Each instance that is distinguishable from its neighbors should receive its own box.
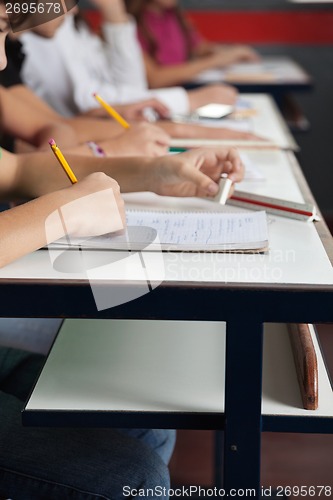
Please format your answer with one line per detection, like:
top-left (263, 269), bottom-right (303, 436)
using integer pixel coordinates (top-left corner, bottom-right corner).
top-left (150, 87), bottom-right (190, 115)
top-left (20, 16), bottom-right (190, 116)
top-left (54, 19), bottom-right (154, 112)
top-left (66, 20), bottom-right (190, 114)
top-left (101, 17), bottom-right (147, 92)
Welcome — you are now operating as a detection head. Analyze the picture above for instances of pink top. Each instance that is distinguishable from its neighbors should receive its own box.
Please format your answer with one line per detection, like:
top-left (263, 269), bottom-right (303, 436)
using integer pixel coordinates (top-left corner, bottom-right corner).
top-left (138, 8), bottom-right (202, 65)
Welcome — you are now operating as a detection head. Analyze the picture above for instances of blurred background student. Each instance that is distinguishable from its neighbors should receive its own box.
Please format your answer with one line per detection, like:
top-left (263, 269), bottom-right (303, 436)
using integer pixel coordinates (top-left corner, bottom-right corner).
top-left (125, 0), bottom-right (259, 88)
top-left (16, 0), bottom-right (237, 118)
top-left (3, 1), bottom-right (263, 142)
top-left (0, 83), bottom-right (171, 156)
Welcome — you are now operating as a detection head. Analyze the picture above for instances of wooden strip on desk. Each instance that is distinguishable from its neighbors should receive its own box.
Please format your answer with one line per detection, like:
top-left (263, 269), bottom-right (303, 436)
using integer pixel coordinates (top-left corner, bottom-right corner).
top-left (288, 323), bottom-right (318, 410)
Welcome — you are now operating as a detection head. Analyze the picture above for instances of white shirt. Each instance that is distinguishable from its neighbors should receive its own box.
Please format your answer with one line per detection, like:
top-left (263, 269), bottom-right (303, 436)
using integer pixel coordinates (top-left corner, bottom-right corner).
top-left (20, 15), bottom-right (189, 117)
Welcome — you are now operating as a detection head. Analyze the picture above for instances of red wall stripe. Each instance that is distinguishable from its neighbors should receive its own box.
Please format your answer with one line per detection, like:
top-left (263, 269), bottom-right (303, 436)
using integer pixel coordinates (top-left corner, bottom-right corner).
top-left (84, 10), bottom-right (333, 44)
top-left (187, 11), bottom-right (333, 44)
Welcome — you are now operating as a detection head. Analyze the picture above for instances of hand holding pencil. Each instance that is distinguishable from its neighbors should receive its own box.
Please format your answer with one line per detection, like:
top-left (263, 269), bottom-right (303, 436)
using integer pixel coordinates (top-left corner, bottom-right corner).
top-left (48, 138), bottom-right (126, 236)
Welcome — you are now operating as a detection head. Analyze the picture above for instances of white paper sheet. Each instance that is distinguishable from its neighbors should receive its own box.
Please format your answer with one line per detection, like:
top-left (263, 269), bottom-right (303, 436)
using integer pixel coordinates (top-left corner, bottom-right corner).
top-left (125, 209), bottom-right (269, 251)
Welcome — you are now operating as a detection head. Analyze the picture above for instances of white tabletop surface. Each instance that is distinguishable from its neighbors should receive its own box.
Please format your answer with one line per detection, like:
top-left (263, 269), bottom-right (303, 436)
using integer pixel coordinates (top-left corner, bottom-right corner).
top-left (170, 94), bottom-right (298, 150)
top-left (194, 56), bottom-right (312, 86)
top-left (0, 150), bottom-right (331, 288)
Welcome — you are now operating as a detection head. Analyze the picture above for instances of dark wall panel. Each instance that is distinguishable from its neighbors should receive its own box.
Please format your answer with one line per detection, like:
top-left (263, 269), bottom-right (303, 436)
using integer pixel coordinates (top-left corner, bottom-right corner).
top-left (181, 0), bottom-right (333, 11)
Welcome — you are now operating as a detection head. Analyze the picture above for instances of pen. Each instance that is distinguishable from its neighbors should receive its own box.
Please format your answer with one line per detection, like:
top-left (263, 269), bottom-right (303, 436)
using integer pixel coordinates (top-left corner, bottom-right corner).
top-left (49, 139), bottom-right (78, 184)
top-left (93, 93), bottom-right (130, 129)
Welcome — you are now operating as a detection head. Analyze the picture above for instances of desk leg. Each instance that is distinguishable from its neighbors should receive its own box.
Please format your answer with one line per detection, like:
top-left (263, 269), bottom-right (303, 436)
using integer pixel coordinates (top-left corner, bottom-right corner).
top-left (223, 320), bottom-right (263, 498)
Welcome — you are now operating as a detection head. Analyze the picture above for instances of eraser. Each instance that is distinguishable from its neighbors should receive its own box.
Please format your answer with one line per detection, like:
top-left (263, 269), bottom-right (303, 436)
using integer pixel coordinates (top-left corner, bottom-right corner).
top-left (214, 177), bottom-right (233, 205)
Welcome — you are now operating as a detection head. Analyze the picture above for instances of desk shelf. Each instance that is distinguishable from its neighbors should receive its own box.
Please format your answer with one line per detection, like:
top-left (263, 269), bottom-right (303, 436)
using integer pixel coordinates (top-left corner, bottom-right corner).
top-left (23, 320), bottom-right (333, 432)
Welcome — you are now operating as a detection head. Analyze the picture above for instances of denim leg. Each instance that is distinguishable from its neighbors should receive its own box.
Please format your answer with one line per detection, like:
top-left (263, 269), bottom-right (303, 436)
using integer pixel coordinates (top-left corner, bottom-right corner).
top-left (118, 429), bottom-right (176, 465)
top-left (0, 347), bottom-right (45, 401)
top-left (0, 392), bottom-right (170, 499)
top-left (0, 348), bottom-right (171, 499)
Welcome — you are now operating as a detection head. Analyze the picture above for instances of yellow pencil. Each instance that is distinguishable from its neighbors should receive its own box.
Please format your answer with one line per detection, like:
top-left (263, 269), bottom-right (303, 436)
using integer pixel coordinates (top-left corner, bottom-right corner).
top-left (49, 139), bottom-right (78, 184)
top-left (93, 93), bottom-right (130, 129)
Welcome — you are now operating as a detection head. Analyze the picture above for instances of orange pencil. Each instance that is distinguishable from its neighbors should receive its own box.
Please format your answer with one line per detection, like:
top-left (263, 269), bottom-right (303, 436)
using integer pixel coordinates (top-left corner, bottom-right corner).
top-left (49, 139), bottom-right (78, 184)
top-left (93, 93), bottom-right (130, 129)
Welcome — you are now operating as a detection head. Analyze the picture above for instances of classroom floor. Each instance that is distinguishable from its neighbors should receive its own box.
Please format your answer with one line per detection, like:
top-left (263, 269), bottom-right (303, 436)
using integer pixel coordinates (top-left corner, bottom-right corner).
top-left (169, 324), bottom-right (333, 498)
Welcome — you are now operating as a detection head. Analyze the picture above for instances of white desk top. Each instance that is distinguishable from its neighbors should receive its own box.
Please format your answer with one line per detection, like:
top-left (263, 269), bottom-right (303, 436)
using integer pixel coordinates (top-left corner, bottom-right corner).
top-left (0, 150), bottom-right (331, 288)
top-left (194, 56), bottom-right (312, 86)
top-left (171, 94), bottom-right (298, 150)
top-left (25, 319), bottom-right (333, 419)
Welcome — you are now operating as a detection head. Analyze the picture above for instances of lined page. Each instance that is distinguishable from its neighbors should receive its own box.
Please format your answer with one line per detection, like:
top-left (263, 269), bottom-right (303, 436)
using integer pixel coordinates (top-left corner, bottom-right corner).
top-left (125, 210), bottom-right (268, 251)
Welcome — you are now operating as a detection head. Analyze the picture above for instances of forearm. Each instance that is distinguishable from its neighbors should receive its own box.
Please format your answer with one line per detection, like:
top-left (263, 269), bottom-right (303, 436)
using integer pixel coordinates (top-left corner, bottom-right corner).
top-left (0, 190), bottom-right (67, 268)
top-left (8, 84), bottom-right (60, 121)
top-left (146, 57), bottom-right (219, 88)
top-left (193, 41), bottom-right (217, 58)
top-left (156, 121), bottom-right (254, 140)
top-left (33, 123), bottom-right (79, 150)
top-left (13, 152), bottom-right (155, 198)
top-left (63, 140), bottom-right (120, 158)
top-left (156, 121), bottom-right (219, 139)
top-left (67, 115), bottom-right (125, 140)
top-left (1, 86), bottom-right (77, 148)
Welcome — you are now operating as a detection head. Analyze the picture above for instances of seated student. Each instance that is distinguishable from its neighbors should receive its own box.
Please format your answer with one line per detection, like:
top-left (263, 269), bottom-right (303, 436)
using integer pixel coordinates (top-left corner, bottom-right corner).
top-left (2, 54), bottom-right (261, 145)
top-left (7, 10), bottom-right (262, 142)
top-left (125, 0), bottom-right (260, 88)
top-left (0, 80), bottom-right (172, 157)
top-left (17, 0), bottom-right (239, 118)
top-left (1, 5), bottom-right (244, 498)
top-left (2, 68), bottom-right (261, 161)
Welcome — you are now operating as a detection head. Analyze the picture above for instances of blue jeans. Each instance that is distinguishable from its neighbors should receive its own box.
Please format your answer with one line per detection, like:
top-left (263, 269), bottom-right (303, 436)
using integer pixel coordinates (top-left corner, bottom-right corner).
top-left (0, 347), bottom-right (176, 499)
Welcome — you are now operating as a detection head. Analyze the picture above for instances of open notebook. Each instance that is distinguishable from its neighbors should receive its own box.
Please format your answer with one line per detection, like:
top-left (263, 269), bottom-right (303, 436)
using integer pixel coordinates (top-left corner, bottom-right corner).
top-left (47, 209), bottom-right (269, 253)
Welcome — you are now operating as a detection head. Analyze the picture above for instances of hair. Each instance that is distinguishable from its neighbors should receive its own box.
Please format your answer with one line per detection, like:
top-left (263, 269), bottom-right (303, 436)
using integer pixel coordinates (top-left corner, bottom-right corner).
top-left (0, 0), bottom-right (33, 32)
top-left (124, 0), bottom-right (194, 61)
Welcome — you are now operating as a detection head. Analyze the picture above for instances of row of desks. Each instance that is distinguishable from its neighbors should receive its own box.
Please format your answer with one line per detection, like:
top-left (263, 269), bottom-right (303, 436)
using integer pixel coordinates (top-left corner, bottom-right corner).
top-left (1, 61), bottom-right (332, 498)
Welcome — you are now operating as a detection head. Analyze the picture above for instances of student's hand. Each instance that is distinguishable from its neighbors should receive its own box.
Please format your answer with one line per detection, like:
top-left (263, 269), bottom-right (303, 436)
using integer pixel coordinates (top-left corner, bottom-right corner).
top-left (187, 84), bottom-right (238, 111)
top-left (101, 122), bottom-right (170, 157)
top-left (150, 148), bottom-right (244, 198)
top-left (113, 99), bottom-right (170, 122)
top-left (212, 45), bottom-right (260, 67)
top-left (61, 172), bottom-right (125, 238)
